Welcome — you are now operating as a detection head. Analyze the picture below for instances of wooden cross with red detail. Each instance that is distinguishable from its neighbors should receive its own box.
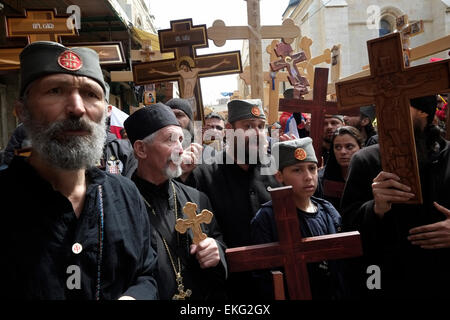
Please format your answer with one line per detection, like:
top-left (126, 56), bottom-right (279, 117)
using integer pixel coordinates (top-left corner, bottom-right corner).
top-left (1, 9), bottom-right (77, 70)
top-left (270, 41), bottom-right (309, 99)
top-left (226, 186), bottom-right (362, 300)
top-left (279, 67), bottom-right (358, 161)
top-left (132, 18), bottom-right (242, 121)
top-left (336, 32), bottom-right (450, 204)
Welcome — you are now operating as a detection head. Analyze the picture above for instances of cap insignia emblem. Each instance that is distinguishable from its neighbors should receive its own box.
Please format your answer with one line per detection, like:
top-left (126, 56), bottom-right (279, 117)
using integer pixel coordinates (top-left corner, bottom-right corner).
top-left (294, 148), bottom-right (307, 161)
top-left (58, 50), bottom-right (83, 71)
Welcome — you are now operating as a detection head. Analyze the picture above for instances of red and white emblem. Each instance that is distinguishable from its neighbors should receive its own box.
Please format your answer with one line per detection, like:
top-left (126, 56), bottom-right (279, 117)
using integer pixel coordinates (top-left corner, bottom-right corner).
top-left (58, 50), bottom-right (83, 71)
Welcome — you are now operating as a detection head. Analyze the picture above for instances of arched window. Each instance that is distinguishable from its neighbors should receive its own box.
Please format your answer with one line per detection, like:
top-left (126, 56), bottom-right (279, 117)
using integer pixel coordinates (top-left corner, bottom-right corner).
top-left (379, 18), bottom-right (392, 37)
top-left (136, 17), bottom-right (142, 28)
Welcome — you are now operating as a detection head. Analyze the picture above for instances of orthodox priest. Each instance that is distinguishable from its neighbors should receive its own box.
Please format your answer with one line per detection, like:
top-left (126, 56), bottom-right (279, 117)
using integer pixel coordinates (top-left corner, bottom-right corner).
top-left (124, 103), bottom-right (227, 300)
top-left (341, 95), bottom-right (450, 299)
top-left (0, 41), bottom-right (158, 299)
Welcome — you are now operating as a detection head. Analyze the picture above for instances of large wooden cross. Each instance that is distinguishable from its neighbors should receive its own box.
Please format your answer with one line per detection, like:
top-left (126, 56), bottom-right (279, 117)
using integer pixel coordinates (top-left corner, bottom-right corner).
top-left (1, 9), bottom-right (77, 70)
top-left (132, 18), bottom-right (242, 121)
top-left (279, 67), bottom-right (358, 161)
top-left (207, 0), bottom-right (300, 105)
top-left (226, 186), bottom-right (362, 300)
top-left (240, 40), bottom-right (290, 123)
top-left (336, 32), bottom-right (450, 204)
top-left (175, 202), bottom-right (213, 245)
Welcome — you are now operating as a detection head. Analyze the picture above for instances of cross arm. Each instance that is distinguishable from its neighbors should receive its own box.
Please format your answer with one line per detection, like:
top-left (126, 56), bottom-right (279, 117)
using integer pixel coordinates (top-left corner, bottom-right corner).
top-left (335, 76), bottom-right (377, 111)
top-left (226, 243), bottom-right (283, 272)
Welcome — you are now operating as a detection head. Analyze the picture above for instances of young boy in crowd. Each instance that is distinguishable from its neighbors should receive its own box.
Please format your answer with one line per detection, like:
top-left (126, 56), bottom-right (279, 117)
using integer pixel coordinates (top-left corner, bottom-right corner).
top-left (251, 137), bottom-right (346, 299)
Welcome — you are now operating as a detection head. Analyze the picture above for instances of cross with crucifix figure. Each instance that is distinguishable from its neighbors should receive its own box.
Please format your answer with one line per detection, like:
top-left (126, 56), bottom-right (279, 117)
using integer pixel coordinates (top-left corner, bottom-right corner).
top-left (395, 14), bottom-right (424, 67)
top-left (336, 32), bottom-right (450, 204)
top-left (270, 41), bottom-right (309, 99)
top-left (175, 202), bottom-right (213, 245)
top-left (207, 0), bottom-right (300, 105)
top-left (226, 186), bottom-right (362, 300)
top-left (132, 18), bottom-right (242, 121)
top-left (279, 67), bottom-right (359, 162)
top-left (1, 9), bottom-right (77, 70)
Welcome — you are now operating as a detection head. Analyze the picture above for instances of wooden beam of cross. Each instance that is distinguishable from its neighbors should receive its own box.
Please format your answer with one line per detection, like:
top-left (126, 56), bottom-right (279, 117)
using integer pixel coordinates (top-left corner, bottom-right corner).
top-left (225, 186), bottom-right (362, 300)
top-left (336, 32), bottom-right (450, 204)
top-left (279, 67), bottom-right (359, 161)
top-left (1, 9), bottom-right (77, 70)
top-left (270, 41), bottom-right (309, 99)
top-left (132, 18), bottom-right (242, 121)
top-left (175, 202), bottom-right (213, 245)
top-left (207, 0), bottom-right (301, 104)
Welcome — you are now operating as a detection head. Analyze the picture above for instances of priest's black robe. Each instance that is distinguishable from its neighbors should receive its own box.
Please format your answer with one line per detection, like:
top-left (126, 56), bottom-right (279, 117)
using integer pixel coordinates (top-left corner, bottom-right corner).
top-left (341, 140), bottom-right (450, 298)
top-left (0, 156), bottom-right (158, 300)
top-left (132, 175), bottom-right (228, 300)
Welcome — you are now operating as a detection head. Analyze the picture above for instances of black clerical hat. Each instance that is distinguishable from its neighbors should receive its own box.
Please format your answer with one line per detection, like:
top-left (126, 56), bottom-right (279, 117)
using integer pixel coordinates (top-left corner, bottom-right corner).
top-left (165, 98), bottom-right (193, 120)
top-left (19, 41), bottom-right (106, 97)
top-left (410, 95), bottom-right (437, 124)
top-left (124, 103), bottom-right (180, 145)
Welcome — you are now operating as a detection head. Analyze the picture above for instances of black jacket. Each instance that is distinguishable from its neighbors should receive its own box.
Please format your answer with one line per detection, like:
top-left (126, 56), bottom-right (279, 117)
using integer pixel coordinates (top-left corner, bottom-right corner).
top-left (0, 157), bottom-right (158, 300)
top-left (341, 140), bottom-right (450, 298)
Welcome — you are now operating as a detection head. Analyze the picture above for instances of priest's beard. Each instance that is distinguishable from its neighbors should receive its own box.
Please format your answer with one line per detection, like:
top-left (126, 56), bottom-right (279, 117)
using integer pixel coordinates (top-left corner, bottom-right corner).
top-left (23, 109), bottom-right (106, 170)
top-left (164, 162), bottom-right (182, 179)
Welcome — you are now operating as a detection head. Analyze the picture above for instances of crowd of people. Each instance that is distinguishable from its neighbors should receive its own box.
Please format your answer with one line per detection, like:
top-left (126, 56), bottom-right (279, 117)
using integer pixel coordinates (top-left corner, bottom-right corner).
top-left (0, 40), bottom-right (449, 300)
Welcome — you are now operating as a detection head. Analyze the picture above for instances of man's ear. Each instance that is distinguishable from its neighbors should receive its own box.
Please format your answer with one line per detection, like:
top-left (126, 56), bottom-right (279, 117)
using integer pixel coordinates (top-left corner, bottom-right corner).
top-left (360, 117), bottom-right (370, 127)
top-left (133, 140), bottom-right (147, 159)
top-left (225, 123), bottom-right (233, 130)
top-left (14, 100), bottom-right (26, 123)
top-left (107, 104), bottom-right (113, 117)
top-left (275, 170), bottom-right (283, 184)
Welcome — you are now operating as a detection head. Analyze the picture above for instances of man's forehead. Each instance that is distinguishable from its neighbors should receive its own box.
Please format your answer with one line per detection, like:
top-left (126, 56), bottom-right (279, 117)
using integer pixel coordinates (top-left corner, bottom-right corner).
top-left (235, 118), bottom-right (266, 125)
top-left (36, 73), bottom-right (103, 89)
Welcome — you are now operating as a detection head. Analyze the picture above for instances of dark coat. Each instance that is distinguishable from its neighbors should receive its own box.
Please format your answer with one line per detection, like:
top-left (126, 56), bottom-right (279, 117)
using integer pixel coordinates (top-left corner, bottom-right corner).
top-left (341, 140), bottom-right (450, 298)
top-left (0, 156), bottom-right (158, 300)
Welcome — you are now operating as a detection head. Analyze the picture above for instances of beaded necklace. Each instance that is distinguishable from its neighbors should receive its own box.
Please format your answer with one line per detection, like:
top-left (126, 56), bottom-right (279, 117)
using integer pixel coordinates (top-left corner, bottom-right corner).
top-left (140, 181), bottom-right (192, 300)
top-left (96, 185), bottom-right (104, 300)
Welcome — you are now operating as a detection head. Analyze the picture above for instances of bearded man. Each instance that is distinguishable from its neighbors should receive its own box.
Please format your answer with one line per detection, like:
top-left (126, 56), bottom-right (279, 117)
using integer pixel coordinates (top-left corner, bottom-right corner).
top-left (0, 41), bottom-right (158, 300)
top-left (341, 95), bottom-right (450, 299)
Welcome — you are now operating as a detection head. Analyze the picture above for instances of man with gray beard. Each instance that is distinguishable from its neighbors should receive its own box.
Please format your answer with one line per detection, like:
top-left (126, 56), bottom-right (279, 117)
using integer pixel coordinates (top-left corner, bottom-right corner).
top-left (125, 103), bottom-right (227, 300)
top-left (0, 41), bottom-right (158, 300)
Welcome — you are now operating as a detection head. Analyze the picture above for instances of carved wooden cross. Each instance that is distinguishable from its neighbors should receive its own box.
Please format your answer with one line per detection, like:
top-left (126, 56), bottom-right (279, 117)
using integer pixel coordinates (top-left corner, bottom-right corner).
top-left (279, 67), bottom-right (358, 161)
top-left (270, 41), bottom-right (309, 99)
top-left (226, 186), bottom-right (363, 300)
top-left (336, 32), bottom-right (450, 204)
top-left (1, 9), bottom-right (77, 70)
top-left (131, 42), bottom-right (162, 62)
top-left (175, 202), bottom-right (213, 245)
top-left (132, 18), bottom-right (242, 121)
top-left (207, 0), bottom-right (300, 105)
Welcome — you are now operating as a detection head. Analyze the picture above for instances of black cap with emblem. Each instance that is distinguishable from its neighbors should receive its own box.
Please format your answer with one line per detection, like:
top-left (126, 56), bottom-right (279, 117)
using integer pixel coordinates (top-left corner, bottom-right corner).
top-left (227, 99), bottom-right (266, 124)
top-left (19, 41), bottom-right (106, 97)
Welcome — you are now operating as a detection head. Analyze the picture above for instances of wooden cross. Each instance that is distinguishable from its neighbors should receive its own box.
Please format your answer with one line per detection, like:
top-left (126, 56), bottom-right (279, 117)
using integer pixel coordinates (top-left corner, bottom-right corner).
top-left (336, 32), bottom-right (450, 204)
top-left (132, 18), bottom-right (242, 121)
top-left (295, 36), bottom-right (332, 89)
top-left (130, 41), bottom-right (162, 62)
top-left (225, 185), bottom-right (362, 300)
top-left (175, 202), bottom-right (213, 245)
top-left (207, 0), bottom-right (300, 105)
top-left (270, 41), bottom-right (309, 99)
top-left (279, 67), bottom-right (358, 161)
top-left (395, 14), bottom-right (424, 67)
top-left (1, 9), bottom-right (77, 70)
